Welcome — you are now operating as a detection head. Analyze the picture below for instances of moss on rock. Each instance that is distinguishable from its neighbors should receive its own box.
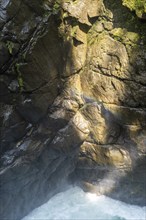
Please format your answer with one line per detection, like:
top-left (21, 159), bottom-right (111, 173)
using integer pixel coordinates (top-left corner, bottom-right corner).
top-left (111, 28), bottom-right (140, 46)
top-left (122, 0), bottom-right (146, 18)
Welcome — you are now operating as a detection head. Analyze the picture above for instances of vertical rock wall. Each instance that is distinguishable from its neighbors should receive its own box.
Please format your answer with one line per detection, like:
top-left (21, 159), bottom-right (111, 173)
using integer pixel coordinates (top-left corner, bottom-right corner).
top-left (0, 0), bottom-right (146, 219)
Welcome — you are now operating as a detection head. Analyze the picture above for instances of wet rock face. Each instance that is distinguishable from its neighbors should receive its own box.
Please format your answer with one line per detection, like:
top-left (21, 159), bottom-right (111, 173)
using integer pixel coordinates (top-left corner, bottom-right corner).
top-left (0, 0), bottom-right (146, 219)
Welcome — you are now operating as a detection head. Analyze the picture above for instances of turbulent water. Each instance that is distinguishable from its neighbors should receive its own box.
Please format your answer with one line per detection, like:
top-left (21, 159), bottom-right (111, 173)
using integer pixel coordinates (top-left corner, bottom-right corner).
top-left (22, 187), bottom-right (146, 220)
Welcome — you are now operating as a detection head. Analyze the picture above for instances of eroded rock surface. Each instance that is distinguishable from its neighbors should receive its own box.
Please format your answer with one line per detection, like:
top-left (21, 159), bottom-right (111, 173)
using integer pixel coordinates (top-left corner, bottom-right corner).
top-left (0, 0), bottom-right (146, 219)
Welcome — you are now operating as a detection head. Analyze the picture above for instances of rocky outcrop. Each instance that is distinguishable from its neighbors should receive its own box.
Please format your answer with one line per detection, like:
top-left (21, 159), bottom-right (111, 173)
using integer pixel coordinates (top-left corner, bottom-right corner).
top-left (0, 0), bottom-right (146, 219)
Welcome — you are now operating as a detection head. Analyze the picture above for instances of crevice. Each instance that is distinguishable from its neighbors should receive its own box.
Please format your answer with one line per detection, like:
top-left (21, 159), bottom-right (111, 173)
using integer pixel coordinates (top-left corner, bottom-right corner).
top-left (0, 0), bottom-right (23, 32)
top-left (1, 12), bottom-right (52, 75)
top-left (93, 65), bottom-right (146, 87)
top-left (102, 102), bottom-right (146, 110)
top-left (62, 67), bottom-right (83, 80)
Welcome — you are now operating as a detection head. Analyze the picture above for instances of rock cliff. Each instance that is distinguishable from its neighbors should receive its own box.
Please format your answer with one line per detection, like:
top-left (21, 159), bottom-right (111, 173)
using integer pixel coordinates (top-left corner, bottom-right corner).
top-left (0, 0), bottom-right (146, 219)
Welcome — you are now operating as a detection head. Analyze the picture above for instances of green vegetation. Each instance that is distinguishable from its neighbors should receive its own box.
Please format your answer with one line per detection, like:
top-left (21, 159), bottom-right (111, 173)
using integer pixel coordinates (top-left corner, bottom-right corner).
top-left (111, 28), bottom-right (140, 44)
top-left (122, 0), bottom-right (146, 18)
top-left (111, 28), bottom-right (140, 55)
top-left (52, 0), bottom-right (61, 15)
top-left (6, 41), bottom-right (14, 54)
top-left (15, 63), bottom-right (24, 92)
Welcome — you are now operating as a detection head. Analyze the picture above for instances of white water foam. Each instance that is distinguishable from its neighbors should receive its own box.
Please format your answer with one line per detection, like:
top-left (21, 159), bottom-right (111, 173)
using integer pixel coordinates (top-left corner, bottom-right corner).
top-left (22, 186), bottom-right (146, 220)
